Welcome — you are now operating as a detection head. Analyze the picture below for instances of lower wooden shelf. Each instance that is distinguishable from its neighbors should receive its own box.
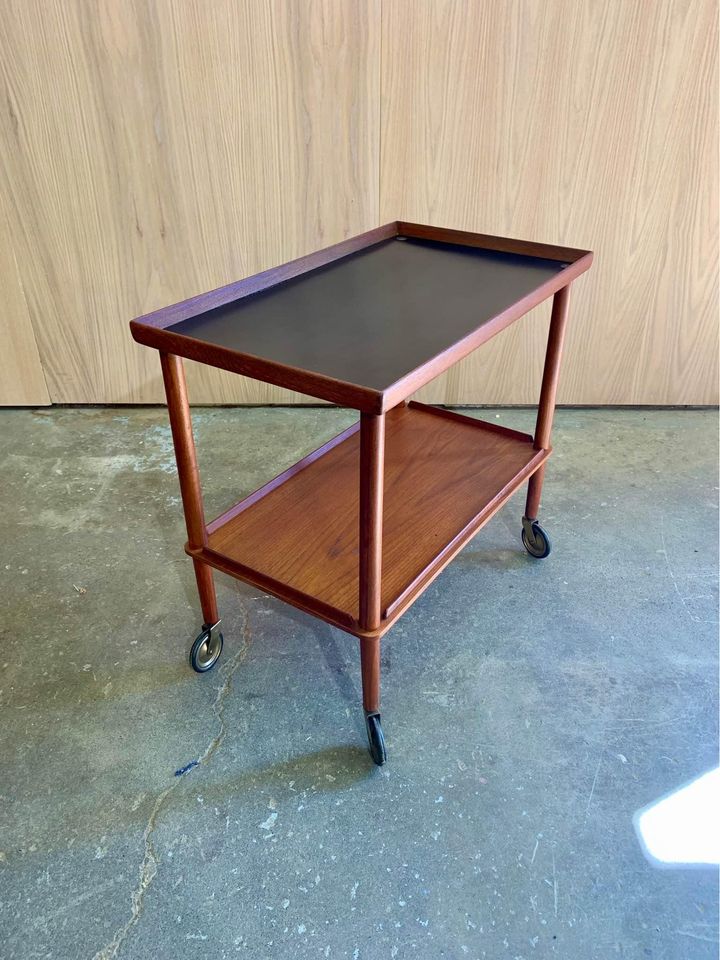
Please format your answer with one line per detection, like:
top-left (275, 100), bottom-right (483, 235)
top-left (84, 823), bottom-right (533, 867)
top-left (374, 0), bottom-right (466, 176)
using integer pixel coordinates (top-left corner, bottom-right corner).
top-left (188, 402), bottom-right (549, 638)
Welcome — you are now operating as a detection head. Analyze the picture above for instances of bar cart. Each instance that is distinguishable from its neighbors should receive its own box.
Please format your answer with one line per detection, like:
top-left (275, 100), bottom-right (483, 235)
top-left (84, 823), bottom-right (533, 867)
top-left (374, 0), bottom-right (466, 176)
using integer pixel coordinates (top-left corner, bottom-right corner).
top-left (130, 222), bottom-right (593, 764)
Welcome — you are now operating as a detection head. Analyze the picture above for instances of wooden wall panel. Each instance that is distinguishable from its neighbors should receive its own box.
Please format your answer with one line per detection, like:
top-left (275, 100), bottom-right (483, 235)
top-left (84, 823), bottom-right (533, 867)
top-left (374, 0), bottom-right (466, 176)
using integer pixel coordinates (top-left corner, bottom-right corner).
top-left (1, 0), bottom-right (716, 406)
top-left (381, 0), bottom-right (719, 405)
top-left (0, 0), bottom-right (379, 403)
top-left (0, 195), bottom-right (50, 405)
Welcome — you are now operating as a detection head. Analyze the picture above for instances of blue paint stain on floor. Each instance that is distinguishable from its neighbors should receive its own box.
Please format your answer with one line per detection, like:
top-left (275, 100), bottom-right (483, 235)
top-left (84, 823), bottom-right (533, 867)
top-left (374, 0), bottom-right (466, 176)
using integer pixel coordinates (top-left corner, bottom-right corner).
top-left (174, 760), bottom-right (199, 777)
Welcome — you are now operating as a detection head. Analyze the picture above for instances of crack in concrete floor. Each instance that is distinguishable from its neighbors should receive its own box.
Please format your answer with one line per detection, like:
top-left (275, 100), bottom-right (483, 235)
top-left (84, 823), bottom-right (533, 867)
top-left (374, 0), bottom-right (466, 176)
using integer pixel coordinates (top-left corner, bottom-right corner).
top-left (91, 605), bottom-right (253, 960)
top-left (2, 406), bottom-right (717, 959)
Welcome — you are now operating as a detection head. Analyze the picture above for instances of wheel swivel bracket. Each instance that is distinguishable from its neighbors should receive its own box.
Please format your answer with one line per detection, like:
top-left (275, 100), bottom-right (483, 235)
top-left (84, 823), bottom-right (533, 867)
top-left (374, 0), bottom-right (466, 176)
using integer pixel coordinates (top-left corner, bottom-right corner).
top-left (521, 515), bottom-right (538, 539)
top-left (202, 619), bottom-right (222, 641)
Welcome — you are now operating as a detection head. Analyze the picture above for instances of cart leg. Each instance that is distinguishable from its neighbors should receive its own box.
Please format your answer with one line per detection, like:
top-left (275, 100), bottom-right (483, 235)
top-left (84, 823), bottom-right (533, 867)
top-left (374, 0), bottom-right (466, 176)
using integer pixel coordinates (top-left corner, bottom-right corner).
top-left (359, 412), bottom-right (387, 764)
top-left (360, 637), bottom-right (380, 714)
top-left (360, 635), bottom-right (386, 765)
top-left (193, 558), bottom-right (219, 626)
top-left (522, 284), bottom-right (572, 559)
top-left (524, 464), bottom-right (546, 524)
top-left (160, 352), bottom-right (223, 672)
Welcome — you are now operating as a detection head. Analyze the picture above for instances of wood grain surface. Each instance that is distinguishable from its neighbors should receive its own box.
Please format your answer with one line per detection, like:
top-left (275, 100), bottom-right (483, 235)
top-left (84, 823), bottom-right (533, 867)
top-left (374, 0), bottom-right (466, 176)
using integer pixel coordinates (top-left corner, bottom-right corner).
top-left (206, 403), bottom-right (546, 628)
top-left (381, 0), bottom-right (719, 405)
top-left (0, 1), bottom-right (716, 405)
top-left (0, 194), bottom-right (49, 405)
top-left (0, 0), bottom-right (379, 403)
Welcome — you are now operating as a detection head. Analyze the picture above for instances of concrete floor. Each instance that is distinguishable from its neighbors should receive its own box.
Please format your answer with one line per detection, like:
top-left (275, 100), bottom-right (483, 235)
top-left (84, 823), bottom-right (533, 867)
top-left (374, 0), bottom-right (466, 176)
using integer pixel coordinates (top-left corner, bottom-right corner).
top-left (0, 406), bottom-right (717, 960)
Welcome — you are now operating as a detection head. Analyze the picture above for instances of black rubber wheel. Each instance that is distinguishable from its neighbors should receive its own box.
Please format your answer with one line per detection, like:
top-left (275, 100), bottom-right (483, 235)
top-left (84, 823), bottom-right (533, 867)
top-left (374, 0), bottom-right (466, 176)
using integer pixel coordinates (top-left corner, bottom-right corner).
top-left (522, 521), bottom-right (552, 559)
top-left (365, 713), bottom-right (387, 766)
top-left (189, 626), bottom-right (224, 673)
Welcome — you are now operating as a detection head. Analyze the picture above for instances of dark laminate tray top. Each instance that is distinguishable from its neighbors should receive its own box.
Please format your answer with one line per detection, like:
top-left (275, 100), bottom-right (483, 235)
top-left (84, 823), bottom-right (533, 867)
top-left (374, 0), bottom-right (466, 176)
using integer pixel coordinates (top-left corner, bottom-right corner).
top-left (131, 222), bottom-right (593, 410)
top-left (169, 238), bottom-right (569, 392)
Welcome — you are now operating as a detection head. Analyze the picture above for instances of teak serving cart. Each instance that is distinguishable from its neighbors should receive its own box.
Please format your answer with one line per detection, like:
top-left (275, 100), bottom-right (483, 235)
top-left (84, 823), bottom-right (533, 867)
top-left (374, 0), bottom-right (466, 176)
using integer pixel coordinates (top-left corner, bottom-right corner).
top-left (131, 221), bottom-right (592, 765)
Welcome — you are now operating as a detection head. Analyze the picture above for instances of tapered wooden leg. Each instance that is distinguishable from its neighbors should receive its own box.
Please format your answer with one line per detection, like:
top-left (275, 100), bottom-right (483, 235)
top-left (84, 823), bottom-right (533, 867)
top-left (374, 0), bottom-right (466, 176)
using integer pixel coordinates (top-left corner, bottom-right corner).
top-left (360, 635), bottom-right (386, 763)
top-left (359, 412), bottom-right (385, 632)
top-left (193, 558), bottom-right (219, 626)
top-left (160, 352), bottom-right (219, 625)
top-left (524, 464), bottom-right (546, 522)
top-left (360, 637), bottom-right (381, 714)
top-left (358, 413), bottom-right (387, 764)
top-left (525, 284), bottom-right (572, 520)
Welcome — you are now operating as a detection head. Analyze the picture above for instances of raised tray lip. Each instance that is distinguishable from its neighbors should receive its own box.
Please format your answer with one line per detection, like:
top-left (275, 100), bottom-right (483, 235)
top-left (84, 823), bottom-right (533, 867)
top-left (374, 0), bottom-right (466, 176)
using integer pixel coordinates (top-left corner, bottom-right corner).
top-left (130, 220), bottom-right (593, 413)
top-left (186, 402), bottom-right (551, 639)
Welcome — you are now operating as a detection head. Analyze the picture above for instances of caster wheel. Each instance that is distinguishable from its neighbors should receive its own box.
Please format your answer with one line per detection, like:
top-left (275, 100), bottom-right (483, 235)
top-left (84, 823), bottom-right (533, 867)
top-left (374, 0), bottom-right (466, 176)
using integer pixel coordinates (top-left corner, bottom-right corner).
top-left (365, 712), bottom-right (387, 766)
top-left (521, 519), bottom-right (552, 559)
top-left (189, 623), bottom-right (223, 673)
